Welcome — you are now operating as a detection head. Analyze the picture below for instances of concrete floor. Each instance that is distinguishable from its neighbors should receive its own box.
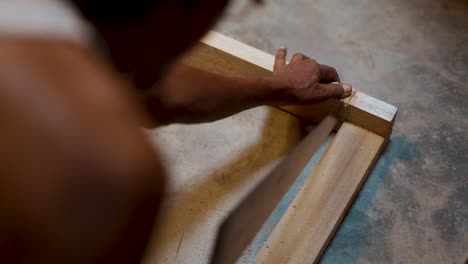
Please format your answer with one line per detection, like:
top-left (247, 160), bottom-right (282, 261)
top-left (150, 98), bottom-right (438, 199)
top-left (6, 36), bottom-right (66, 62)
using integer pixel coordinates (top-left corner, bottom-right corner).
top-left (216, 0), bottom-right (468, 263)
top-left (145, 1), bottom-right (467, 263)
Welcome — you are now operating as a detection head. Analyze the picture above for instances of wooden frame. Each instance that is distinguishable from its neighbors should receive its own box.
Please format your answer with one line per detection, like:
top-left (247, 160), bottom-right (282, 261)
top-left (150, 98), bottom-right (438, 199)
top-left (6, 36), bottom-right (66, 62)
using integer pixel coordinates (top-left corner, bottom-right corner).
top-left (182, 31), bottom-right (398, 264)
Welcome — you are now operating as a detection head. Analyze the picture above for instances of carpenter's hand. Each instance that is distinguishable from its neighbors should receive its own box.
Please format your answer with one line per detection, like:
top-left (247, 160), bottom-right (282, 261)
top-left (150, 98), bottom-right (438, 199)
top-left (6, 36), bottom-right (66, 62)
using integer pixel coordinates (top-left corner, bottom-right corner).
top-left (271, 47), bottom-right (352, 105)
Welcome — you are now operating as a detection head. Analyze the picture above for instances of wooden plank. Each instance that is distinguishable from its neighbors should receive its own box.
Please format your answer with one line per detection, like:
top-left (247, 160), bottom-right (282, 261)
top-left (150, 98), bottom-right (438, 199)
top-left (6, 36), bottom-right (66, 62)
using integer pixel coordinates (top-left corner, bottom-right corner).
top-left (281, 92), bottom-right (397, 140)
top-left (141, 106), bottom-right (305, 264)
top-left (254, 122), bottom-right (385, 264)
top-left (210, 115), bottom-right (339, 264)
top-left (182, 31), bottom-right (397, 138)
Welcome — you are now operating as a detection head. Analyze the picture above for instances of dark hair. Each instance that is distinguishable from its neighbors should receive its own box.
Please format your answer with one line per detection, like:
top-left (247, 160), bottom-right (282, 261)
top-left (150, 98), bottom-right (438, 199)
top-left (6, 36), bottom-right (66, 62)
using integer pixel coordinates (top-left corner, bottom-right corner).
top-left (71, 0), bottom-right (164, 23)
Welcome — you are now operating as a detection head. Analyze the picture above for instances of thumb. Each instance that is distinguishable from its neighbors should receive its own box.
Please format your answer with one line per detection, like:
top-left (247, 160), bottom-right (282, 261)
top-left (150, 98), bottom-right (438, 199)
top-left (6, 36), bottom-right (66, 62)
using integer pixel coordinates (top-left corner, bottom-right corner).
top-left (274, 47), bottom-right (287, 71)
top-left (318, 82), bottom-right (353, 99)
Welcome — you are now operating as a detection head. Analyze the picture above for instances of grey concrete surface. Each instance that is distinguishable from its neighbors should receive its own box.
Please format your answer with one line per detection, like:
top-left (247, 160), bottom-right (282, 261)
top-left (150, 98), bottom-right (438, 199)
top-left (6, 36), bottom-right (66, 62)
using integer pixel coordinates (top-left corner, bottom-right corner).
top-left (144, 107), bottom-right (305, 264)
top-left (215, 0), bottom-right (468, 263)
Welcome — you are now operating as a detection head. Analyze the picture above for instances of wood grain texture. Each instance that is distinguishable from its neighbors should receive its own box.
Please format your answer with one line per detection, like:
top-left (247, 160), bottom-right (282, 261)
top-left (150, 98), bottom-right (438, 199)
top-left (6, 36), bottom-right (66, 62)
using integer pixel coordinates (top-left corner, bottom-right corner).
top-left (142, 106), bottom-right (304, 264)
top-left (182, 31), bottom-right (398, 138)
top-left (254, 122), bottom-right (385, 264)
top-left (210, 115), bottom-right (338, 264)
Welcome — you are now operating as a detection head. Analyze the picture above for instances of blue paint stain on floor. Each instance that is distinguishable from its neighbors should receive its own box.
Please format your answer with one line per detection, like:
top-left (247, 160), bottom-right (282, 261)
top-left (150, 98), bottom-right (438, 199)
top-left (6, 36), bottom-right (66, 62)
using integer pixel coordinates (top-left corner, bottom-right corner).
top-left (239, 136), bottom-right (334, 263)
top-left (320, 136), bottom-right (416, 263)
top-left (239, 135), bottom-right (416, 264)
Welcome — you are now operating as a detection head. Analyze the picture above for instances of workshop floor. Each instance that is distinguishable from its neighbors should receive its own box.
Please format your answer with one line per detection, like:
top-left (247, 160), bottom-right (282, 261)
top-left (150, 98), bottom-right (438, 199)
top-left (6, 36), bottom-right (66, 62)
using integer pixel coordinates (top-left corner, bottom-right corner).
top-left (217, 0), bottom-right (468, 263)
top-left (145, 1), bottom-right (467, 263)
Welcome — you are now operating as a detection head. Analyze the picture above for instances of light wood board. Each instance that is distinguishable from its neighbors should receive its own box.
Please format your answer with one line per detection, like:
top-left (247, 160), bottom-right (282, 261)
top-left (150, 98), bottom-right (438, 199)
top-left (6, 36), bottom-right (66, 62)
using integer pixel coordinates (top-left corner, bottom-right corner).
top-left (142, 106), bottom-right (304, 264)
top-left (182, 31), bottom-right (397, 138)
top-left (149, 31), bottom-right (397, 264)
top-left (210, 115), bottom-right (338, 264)
top-left (254, 122), bottom-right (386, 263)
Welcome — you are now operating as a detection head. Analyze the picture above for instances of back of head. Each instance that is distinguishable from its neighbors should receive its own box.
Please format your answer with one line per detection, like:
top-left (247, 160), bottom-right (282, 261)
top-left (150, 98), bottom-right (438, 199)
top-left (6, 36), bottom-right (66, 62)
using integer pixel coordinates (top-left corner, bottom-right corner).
top-left (71, 0), bottom-right (166, 24)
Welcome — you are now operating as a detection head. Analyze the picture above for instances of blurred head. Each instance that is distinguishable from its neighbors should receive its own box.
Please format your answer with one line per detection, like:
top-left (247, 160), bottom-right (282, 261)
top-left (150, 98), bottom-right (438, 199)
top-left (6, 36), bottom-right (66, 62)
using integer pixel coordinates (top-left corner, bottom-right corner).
top-left (73, 0), bottom-right (234, 72)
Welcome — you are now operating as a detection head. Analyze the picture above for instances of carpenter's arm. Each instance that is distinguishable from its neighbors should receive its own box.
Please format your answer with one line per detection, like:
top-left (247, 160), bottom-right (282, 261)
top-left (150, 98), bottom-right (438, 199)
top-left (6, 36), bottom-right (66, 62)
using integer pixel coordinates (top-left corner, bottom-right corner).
top-left (70, 1), bottom-right (352, 126)
top-left (144, 48), bottom-right (352, 126)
